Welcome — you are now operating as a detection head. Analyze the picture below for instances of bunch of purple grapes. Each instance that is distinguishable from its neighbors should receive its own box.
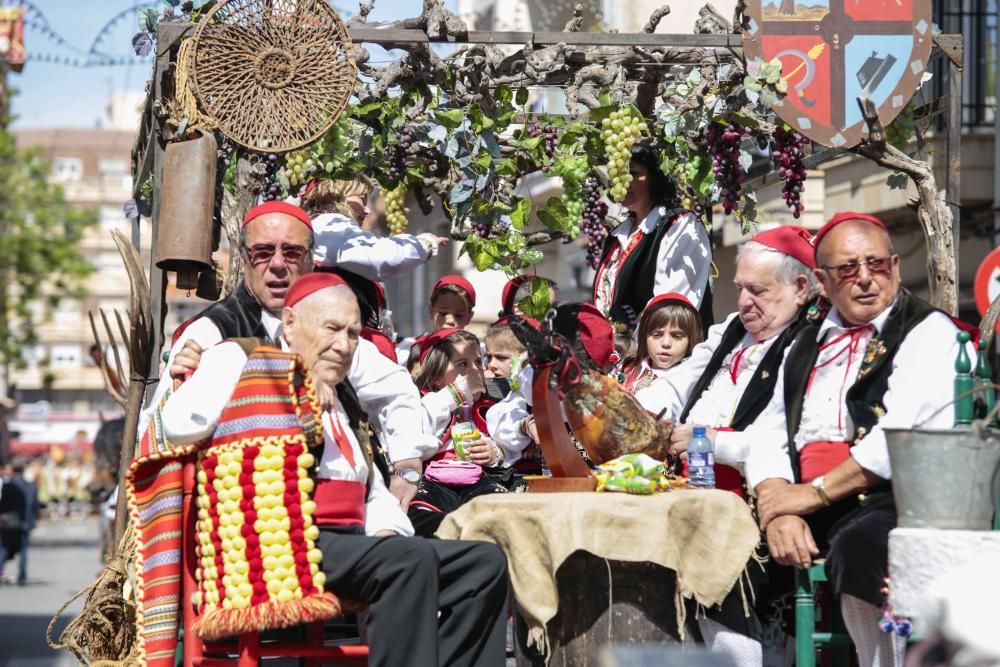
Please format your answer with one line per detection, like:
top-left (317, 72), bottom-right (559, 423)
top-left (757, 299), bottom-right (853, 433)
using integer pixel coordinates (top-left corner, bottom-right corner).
top-left (581, 175), bottom-right (609, 269)
top-left (706, 122), bottom-right (746, 215)
top-left (471, 219), bottom-right (492, 239)
top-left (261, 153), bottom-right (283, 202)
top-left (771, 127), bottom-right (809, 218)
top-left (528, 124), bottom-right (558, 172)
top-left (388, 127), bottom-right (417, 182)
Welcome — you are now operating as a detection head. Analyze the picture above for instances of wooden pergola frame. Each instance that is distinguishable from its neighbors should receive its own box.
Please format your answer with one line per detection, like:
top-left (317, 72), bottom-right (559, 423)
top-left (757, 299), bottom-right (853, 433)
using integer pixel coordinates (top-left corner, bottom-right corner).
top-left (129, 22), bottom-right (966, 392)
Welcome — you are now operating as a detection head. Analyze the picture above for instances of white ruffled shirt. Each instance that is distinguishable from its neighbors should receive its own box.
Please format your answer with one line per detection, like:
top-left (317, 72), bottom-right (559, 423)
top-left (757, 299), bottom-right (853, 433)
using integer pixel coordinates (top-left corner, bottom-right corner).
top-left (594, 207), bottom-right (711, 320)
top-left (626, 360), bottom-right (677, 416)
top-left (139, 309), bottom-right (438, 464)
top-left (160, 341), bottom-right (414, 537)
top-left (744, 303), bottom-right (971, 491)
top-left (311, 213), bottom-right (437, 281)
top-left (646, 312), bottom-right (782, 467)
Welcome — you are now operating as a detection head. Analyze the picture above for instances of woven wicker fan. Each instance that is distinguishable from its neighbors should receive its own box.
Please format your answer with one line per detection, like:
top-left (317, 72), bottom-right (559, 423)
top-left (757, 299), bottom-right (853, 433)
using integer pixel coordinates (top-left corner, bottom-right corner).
top-left (191, 0), bottom-right (356, 152)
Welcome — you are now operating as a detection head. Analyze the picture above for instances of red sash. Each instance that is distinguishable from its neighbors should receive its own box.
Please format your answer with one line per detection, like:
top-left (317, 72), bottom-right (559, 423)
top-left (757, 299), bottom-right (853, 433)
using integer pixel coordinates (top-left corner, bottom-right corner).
top-left (313, 479), bottom-right (366, 527)
top-left (679, 427), bottom-right (745, 496)
top-left (799, 441), bottom-right (851, 484)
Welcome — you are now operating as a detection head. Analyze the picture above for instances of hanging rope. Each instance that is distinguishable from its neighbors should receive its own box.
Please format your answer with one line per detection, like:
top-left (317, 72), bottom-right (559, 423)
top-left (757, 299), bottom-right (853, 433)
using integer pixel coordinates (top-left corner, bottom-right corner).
top-left (172, 37), bottom-right (217, 137)
top-left (46, 523), bottom-right (139, 666)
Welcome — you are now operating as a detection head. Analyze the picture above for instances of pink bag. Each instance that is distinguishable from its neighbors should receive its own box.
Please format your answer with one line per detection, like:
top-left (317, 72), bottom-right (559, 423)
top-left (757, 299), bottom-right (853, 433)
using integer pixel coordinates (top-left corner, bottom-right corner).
top-left (424, 460), bottom-right (483, 486)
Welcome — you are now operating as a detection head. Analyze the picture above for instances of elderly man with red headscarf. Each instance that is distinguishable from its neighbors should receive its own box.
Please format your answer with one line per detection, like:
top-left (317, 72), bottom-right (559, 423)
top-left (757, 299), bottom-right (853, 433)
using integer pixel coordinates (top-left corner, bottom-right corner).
top-left (623, 225), bottom-right (819, 667)
top-left (141, 202), bottom-right (437, 510)
top-left (651, 226), bottom-right (821, 489)
top-left (743, 212), bottom-right (974, 667)
top-left (159, 272), bottom-right (508, 667)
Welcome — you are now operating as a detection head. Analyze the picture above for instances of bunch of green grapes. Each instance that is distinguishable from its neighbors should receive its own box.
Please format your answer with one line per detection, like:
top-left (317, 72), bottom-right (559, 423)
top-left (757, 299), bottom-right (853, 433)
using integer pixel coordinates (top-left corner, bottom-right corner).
top-left (600, 107), bottom-right (647, 202)
top-left (316, 119), bottom-right (355, 178)
top-left (565, 198), bottom-right (583, 238)
top-left (556, 154), bottom-right (588, 238)
top-left (385, 185), bottom-right (408, 234)
top-left (283, 148), bottom-right (318, 190)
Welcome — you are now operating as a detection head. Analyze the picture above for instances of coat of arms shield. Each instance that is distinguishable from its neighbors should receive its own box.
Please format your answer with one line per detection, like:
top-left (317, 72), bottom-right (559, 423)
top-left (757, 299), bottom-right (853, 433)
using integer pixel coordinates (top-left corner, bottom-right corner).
top-left (742, 0), bottom-right (933, 148)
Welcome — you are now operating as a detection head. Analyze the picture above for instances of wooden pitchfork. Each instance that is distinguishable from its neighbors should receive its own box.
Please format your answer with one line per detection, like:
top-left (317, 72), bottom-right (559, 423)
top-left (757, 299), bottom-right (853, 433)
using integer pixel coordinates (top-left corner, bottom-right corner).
top-left (87, 230), bottom-right (153, 546)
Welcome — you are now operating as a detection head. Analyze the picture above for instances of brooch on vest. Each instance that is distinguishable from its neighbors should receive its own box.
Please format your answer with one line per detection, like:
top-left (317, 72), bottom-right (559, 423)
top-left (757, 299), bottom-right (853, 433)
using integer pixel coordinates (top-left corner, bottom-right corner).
top-left (857, 338), bottom-right (889, 380)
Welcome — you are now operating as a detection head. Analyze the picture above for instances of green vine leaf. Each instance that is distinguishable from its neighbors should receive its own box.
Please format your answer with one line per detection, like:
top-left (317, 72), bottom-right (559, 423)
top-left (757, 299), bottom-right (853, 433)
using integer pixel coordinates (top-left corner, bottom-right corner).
top-left (510, 198), bottom-right (531, 231)
top-left (436, 109), bottom-right (466, 129)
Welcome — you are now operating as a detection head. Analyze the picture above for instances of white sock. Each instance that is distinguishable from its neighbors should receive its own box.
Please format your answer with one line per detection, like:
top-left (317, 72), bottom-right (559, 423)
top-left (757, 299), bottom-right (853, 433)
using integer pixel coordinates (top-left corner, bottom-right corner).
top-left (840, 594), bottom-right (906, 667)
top-left (698, 617), bottom-right (763, 667)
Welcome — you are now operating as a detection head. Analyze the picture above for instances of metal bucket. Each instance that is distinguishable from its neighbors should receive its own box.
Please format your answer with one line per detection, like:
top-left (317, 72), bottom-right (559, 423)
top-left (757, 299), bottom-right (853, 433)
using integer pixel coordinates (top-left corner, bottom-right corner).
top-left (886, 425), bottom-right (1000, 530)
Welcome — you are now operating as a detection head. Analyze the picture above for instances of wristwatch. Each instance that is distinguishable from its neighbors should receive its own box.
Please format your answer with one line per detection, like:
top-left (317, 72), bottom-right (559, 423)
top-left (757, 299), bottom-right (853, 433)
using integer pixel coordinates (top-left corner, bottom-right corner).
top-left (393, 468), bottom-right (422, 485)
top-left (811, 476), bottom-right (832, 507)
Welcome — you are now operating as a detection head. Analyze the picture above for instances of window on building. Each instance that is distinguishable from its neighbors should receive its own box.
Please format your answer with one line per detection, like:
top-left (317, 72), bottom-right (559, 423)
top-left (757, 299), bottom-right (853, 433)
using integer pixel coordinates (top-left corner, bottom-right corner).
top-left (99, 157), bottom-right (131, 189)
top-left (53, 300), bottom-right (81, 327)
top-left (23, 345), bottom-right (44, 367)
top-left (934, 0), bottom-right (997, 127)
top-left (52, 157), bottom-right (83, 182)
top-left (50, 344), bottom-right (82, 369)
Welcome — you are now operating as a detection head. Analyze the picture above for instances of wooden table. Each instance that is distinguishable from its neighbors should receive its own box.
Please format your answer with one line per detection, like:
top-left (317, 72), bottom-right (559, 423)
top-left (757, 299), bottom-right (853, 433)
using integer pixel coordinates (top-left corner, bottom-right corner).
top-left (438, 490), bottom-right (761, 666)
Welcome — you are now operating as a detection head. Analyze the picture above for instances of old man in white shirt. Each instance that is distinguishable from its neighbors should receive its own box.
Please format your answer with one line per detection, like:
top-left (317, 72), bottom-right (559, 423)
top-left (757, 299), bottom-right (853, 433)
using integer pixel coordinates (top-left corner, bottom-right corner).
top-left (745, 212), bottom-right (973, 667)
top-left (161, 272), bottom-right (508, 667)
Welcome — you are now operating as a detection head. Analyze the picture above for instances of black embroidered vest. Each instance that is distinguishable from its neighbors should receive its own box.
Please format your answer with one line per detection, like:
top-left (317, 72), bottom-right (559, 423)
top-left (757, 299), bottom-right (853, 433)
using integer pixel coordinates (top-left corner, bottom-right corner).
top-left (595, 208), bottom-right (714, 331)
top-left (782, 289), bottom-right (937, 480)
top-left (679, 304), bottom-right (812, 430)
top-left (322, 267), bottom-right (382, 329)
top-left (198, 281), bottom-right (272, 342)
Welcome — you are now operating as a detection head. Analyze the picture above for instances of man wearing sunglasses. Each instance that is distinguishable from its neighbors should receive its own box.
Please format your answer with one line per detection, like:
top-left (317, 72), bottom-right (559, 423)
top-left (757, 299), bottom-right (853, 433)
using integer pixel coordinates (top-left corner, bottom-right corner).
top-left (141, 202), bottom-right (437, 511)
top-left (742, 212), bottom-right (974, 667)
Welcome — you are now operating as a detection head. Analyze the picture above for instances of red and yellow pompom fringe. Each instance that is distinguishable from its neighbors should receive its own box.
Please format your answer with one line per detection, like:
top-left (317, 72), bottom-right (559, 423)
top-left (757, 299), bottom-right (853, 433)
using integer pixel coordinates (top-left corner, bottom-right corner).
top-left (193, 591), bottom-right (341, 641)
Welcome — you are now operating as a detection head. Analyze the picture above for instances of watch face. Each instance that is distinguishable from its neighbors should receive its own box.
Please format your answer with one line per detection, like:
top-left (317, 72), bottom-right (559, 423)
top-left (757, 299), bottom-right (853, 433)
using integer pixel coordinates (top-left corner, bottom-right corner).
top-left (400, 469), bottom-right (421, 484)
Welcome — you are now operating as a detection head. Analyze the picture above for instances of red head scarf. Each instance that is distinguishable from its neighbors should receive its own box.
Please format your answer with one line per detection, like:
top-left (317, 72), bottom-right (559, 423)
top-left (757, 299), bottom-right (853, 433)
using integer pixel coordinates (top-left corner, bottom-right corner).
top-left (575, 304), bottom-right (615, 369)
top-left (243, 201), bottom-right (313, 230)
top-left (813, 212), bottom-right (888, 262)
top-left (417, 328), bottom-right (467, 365)
top-left (283, 272), bottom-right (349, 308)
top-left (361, 328), bottom-right (398, 362)
top-left (643, 292), bottom-right (695, 313)
top-left (751, 225), bottom-right (817, 270)
top-left (432, 275), bottom-right (476, 308)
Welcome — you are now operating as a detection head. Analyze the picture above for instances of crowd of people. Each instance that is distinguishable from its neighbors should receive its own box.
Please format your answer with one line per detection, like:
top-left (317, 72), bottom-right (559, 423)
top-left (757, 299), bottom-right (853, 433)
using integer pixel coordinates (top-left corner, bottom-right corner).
top-left (130, 145), bottom-right (968, 667)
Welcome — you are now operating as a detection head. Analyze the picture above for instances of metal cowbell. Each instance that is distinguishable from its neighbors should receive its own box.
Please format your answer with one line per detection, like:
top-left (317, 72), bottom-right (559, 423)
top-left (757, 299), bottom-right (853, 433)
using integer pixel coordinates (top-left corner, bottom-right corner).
top-left (155, 133), bottom-right (217, 290)
top-left (195, 264), bottom-right (222, 302)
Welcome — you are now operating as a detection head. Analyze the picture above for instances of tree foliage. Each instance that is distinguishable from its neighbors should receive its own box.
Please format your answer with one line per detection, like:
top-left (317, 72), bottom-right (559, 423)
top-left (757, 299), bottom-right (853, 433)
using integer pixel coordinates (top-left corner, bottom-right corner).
top-left (0, 120), bottom-right (97, 372)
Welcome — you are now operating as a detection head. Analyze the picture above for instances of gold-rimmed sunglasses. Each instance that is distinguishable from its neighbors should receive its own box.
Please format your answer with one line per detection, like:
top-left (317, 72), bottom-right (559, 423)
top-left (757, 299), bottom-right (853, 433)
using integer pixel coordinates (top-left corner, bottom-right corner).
top-left (819, 256), bottom-right (895, 281)
top-left (242, 243), bottom-right (310, 266)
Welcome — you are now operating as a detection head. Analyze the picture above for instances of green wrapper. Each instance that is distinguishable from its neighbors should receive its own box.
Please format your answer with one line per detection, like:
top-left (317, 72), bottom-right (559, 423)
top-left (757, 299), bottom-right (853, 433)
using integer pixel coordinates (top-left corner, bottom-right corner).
top-left (451, 421), bottom-right (479, 461)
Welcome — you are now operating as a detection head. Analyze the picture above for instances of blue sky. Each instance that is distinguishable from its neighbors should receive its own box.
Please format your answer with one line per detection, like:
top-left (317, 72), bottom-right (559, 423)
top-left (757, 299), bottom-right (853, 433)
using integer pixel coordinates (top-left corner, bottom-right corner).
top-left (10, 0), bottom-right (448, 129)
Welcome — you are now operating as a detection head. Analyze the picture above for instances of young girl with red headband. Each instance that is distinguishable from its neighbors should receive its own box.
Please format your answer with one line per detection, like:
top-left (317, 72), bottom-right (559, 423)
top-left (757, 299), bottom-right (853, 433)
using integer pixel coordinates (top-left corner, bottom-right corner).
top-left (406, 328), bottom-right (523, 536)
top-left (399, 274), bottom-right (478, 367)
top-left (619, 293), bottom-right (704, 415)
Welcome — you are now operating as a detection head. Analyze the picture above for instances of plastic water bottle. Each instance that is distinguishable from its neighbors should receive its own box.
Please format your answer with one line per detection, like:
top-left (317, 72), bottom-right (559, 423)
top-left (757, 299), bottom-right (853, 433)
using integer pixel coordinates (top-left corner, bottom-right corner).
top-left (687, 426), bottom-right (716, 489)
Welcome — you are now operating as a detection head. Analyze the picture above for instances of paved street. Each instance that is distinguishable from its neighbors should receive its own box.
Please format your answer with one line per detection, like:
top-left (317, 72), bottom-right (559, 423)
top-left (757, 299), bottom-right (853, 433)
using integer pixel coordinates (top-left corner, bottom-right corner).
top-left (0, 517), bottom-right (104, 666)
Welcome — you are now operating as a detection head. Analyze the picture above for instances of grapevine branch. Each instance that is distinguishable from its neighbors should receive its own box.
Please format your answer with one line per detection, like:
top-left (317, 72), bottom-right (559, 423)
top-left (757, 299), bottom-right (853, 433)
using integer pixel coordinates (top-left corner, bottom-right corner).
top-left (980, 295), bottom-right (1000, 351)
top-left (850, 96), bottom-right (957, 314)
top-left (450, 228), bottom-right (567, 246)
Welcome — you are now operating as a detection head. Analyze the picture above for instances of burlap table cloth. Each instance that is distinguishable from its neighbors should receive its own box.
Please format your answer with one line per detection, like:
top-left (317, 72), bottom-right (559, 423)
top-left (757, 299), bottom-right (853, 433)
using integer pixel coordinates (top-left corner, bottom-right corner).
top-left (437, 490), bottom-right (761, 655)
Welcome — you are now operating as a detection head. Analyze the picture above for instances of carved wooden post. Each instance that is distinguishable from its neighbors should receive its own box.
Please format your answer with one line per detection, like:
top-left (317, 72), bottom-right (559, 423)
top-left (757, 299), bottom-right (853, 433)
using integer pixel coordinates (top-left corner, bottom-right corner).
top-left (851, 97), bottom-right (958, 315)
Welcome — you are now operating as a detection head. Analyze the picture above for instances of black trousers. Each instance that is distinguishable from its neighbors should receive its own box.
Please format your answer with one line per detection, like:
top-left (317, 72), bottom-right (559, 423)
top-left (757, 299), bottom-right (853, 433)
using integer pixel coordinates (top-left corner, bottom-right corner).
top-left (408, 468), bottom-right (527, 538)
top-left (806, 489), bottom-right (896, 607)
top-left (316, 527), bottom-right (508, 667)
